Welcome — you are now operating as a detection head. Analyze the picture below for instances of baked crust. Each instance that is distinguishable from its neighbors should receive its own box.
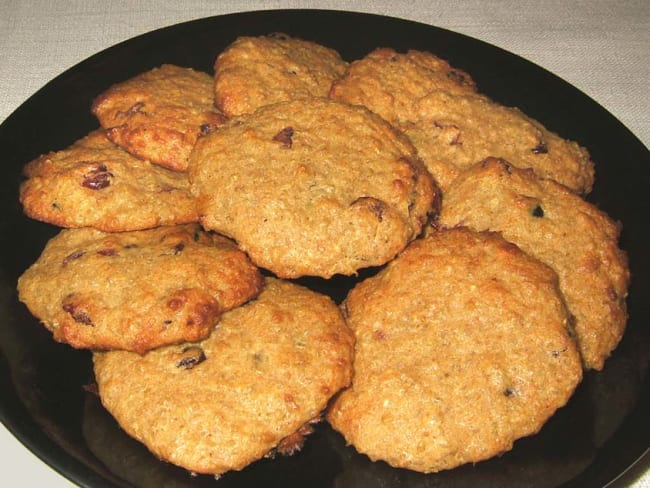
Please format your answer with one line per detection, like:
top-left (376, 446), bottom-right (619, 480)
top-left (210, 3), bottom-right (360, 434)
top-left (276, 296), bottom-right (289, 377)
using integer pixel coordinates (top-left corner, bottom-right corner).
top-left (18, 224), bottom-right (263, 353)
top-left (328, 228), bottom-right (582, 472)
top-left (214, 33), bottom-right (348, 117)
top-left (92, 64), bottom-right (226, 171)
top-left (189, 98), bottom-right (437, 278)
top-left (93, 278), bottom-right (354, 475)
top-left (20, 130), bottom-right (199, 231)
top-left (438, 157), bottom-right (629, 369)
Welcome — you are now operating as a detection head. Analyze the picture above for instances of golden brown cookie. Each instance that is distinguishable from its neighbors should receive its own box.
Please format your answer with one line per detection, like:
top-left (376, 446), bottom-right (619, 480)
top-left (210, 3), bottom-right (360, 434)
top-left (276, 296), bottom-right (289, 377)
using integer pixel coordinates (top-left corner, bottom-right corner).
top-left (402, 91), bottom-right (595, 193)
top-left (329, 47), bottom-right (477, 125)
top-left (188, 98), bottom-right (437, 279)
top-left (92, 64), bottom-right (226, 171)
top-left (214, 33), bottom-right (348, 117)
top-left (93, 277), bottom-right (354, 476)
top-left (19, 130), bottom-right (198, 232)
top-left (438, 157), bottom-right (629, 370)
top-left (17, 224), bottom-right (263, 353)
top-left (327, 228), bottom-right (582, 473)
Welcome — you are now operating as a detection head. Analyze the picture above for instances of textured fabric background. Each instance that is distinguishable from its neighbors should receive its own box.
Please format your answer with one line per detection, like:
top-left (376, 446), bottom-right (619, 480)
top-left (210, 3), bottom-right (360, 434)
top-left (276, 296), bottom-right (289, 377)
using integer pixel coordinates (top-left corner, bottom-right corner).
top-left (1, 0), bottom-right (648, 148)
top-left (0, 1), bottom-right (648, 486)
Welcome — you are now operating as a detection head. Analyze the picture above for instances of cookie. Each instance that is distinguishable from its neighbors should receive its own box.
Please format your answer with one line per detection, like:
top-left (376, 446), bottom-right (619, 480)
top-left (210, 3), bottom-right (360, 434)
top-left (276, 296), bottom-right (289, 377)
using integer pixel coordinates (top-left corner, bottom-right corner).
top-left (17, 224), bottom-right (263, 353)
top-left (19, 130), bottom-right (198, 232)
top-left (92, 64), bottom-right (226, 171)
top-left (438, 157), bottom-right (629, 370)
top-left (214, 33), bottom-right (348, 117)
top-left (92, 277), bottom-right (354, 476)
top-left (188, 98), bottom-right (437, 279)
top-left (327, 228), bottom-right (582, 473)
top-left (401, 90), bottom-right (595, 193)
top-left (329, 47), bottom-right (477, 125)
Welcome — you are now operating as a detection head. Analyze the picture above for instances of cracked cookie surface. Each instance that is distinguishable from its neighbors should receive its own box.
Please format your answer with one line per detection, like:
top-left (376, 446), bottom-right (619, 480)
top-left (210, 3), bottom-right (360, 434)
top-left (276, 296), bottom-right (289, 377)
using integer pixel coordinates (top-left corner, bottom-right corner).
top-left (402, 91), bottom-right (595, 193)
top-left (92, 64), bottom-right (226, 171)
top-left (189, 98), bottom-right (437, 278)
top-left (438, 158), bottom-right (629, 369)
top-left (17, 224), bottom-right (263, 353)
top-left (93, 278), bottom-right (354, 475)
top-left (329, 47), bottom-right (477, 125)
top-left (330, 48), bottom-right (593, 194)
top-left (214, 33), bottom-right (348, 117)
top-left (328, 228), bottom-right (582, 473)
top-left (20, 130), bottom-right (199, 231)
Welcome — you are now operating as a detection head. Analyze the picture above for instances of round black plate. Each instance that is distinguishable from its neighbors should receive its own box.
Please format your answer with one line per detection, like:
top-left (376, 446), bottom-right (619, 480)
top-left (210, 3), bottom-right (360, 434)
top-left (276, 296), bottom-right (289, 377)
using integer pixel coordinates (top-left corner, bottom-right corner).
top-left (0, 9), bottom-right (648, 488)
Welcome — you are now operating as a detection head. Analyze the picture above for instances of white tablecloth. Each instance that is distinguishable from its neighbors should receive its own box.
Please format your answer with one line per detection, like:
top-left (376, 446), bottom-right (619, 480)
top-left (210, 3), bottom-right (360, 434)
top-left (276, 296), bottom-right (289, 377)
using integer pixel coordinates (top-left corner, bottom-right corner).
top-left (1, 1), bottom-right (648, 486)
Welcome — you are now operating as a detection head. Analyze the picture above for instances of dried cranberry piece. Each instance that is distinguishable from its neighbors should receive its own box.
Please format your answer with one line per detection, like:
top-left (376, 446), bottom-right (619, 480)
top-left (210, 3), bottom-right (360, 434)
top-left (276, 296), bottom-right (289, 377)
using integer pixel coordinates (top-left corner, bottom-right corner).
top-left (199, 123), bottom-right (215, 136)
top-left (62, 302), bottom-right (93, 326)
top-left (532, 142), bottom-right (548, 154)
top-left (62, 250), bottom-right (85, 266)
top-left (551, 347), bottom-right (567, 358)
top-left (82, 163), bottom-right (113, 190)
top-left (503, 387), bottom-right (516, 397)
top-left (126, 101), bottom-right (145, 115)
top-left (273, 127), bottom-right (294, 148)
top-left (177, 346), bottom-right (206, 369)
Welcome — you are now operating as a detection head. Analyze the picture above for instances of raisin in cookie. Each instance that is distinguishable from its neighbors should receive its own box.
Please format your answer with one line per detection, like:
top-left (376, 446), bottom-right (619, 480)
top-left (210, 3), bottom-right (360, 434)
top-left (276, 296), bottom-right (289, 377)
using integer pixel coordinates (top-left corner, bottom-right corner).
top-left (19, 130), bottom-right (198, 232)
top-left (327, 228), bottom-right (582, 473)
top-left (402, 91), bottom-right (594, 193)
top-left (329, 47), bottom-right (477, 125)
top-left (17, 224), bottom-right (262, 353)
top-left (188, 98), bottom-right (437, 279)
top-left (93, 277), bottom-right (354, 476)
top-left (438, 157), bottom-right (629, 370)
top-left (214, 33), bottom-right (348, 117)
top-left (92, 64), bottom-right (226, 171)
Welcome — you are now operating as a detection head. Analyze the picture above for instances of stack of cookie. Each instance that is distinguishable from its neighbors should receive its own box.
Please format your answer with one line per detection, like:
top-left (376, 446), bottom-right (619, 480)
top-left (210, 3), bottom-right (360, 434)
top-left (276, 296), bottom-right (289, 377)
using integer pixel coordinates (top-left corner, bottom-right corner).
top-left (16, 33), bottom-right (629, 477)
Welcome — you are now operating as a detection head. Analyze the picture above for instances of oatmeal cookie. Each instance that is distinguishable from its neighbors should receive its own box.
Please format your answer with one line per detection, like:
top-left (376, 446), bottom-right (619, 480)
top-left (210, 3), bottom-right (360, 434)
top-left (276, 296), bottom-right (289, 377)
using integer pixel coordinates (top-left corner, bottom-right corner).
top-left (327, 228), bottom-right (582, 473)
top-left (93, 277), bottom-right (354, 476)
top-left (19, 130), bottom-right (198, 232)
top-left (438, 157), bottom-right (629, 369)
top-left (17, 224), bottom-right (263, 353)
top-left (92, 64), bottom-right (226, 171)
top-left (402, 90), bottom-right (595, 193)
top-left (214, 33), bottom-right (348, 117)
top-left (188, 98), bottom-right (437, 279)
top-left (329, 47), bottom-right (477, 125)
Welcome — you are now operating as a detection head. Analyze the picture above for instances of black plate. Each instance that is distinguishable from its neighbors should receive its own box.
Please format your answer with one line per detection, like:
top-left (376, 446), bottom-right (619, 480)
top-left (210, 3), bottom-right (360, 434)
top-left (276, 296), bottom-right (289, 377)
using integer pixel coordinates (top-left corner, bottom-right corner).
top-left (0, 9), bottom-right (648, 488)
